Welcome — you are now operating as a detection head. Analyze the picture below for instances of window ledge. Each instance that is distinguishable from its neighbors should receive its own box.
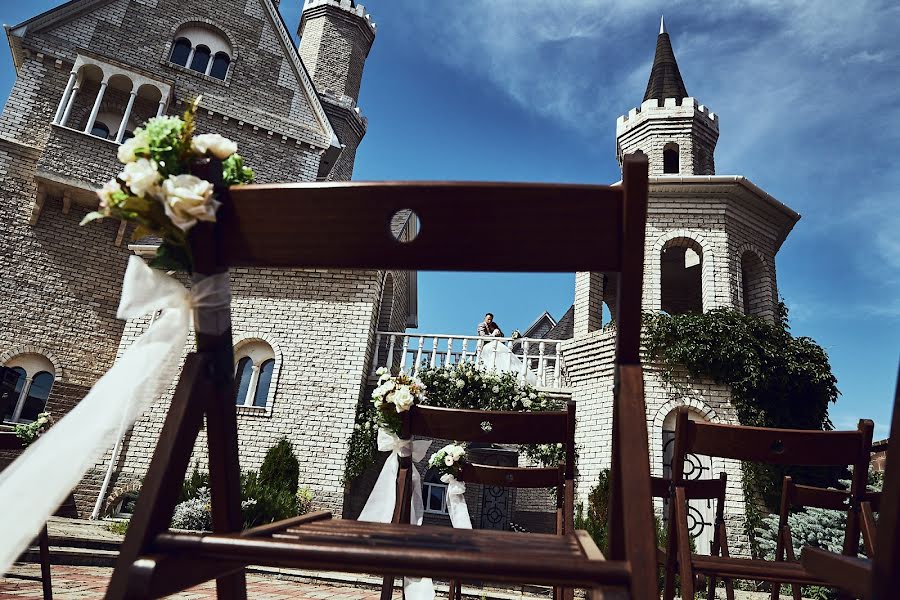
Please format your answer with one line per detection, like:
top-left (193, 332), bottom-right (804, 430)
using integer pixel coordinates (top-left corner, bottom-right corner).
top-left (51, 123), bottom-right (122, 146)
top-left (236, 404), bottom-right (270, 417)
top-left (163, 61), bottom-right (231, 87)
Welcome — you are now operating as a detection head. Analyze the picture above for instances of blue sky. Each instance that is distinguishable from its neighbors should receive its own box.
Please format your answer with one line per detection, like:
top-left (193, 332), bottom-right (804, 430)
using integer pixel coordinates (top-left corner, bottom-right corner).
top-left (2, 1), bottom-right (898, 437)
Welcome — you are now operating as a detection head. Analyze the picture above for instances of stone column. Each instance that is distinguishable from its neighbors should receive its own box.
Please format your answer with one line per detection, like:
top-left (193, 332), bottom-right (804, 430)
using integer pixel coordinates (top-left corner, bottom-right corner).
top-left (115, 90), bottom-right (137, 143)
top-left (59, 80), bottom-right (81, 128)
top-left (84, 80), bottom-right (108, 134)
top-left (53, 70), bottom-right (78, 124)
top-left (574, 272), bottom-right (604, 336)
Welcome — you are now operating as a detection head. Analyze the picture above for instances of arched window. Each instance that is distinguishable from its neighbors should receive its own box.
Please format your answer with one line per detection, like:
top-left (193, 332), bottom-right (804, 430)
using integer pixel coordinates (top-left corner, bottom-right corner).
top-left (210, 52), bottom-right (230, 80)
top-left (233, 341), bottom-right (276, 409)
top-left (1, 354), bottom-right (55, 424)
top-left (663, 143), bottom-right (679, 174)
top-left (660, 239), bottom-right (703, 315)
top-left (170, 38), bottom-right (192, 67)
top-left (90, 121), bottom-right (110, 139)
top-left (234, 357), bottom-right (253, 406)
top-left (190, 45), bottom-right (211, 74)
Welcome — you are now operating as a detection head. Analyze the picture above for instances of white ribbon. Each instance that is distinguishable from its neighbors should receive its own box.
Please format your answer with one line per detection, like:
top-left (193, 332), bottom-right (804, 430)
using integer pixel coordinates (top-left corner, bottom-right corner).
top-left (359, 427), bottom-right (433, 600)
top-left (442, 475), bottom-right (472, 530)
top-left (0, 256), bottom-right (230, 574)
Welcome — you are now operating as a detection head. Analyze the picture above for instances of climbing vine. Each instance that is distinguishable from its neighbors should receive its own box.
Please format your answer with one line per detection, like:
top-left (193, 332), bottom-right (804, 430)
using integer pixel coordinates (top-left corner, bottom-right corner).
top-left (643, 303), bottom-right (841, 556)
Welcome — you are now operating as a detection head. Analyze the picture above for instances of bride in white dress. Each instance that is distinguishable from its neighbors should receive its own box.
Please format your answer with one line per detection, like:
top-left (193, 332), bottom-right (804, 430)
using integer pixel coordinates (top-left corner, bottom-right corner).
top-left (478, 340), bottom-right (539, 385)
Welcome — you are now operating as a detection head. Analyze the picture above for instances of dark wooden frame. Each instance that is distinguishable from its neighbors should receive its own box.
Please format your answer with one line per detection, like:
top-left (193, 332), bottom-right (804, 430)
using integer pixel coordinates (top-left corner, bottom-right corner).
top-left (801, 365), bottom-right (900, 600)
top-left (1, 432), bottom-right (52, 600)
top-left (104, 155), bottom-right (655, 599)
top-left (665, 407), bottom-right (874, 600)
top-left (381, 402), bottom-right (576, 600)
top-left (651, 473), bottom-right (733, 600)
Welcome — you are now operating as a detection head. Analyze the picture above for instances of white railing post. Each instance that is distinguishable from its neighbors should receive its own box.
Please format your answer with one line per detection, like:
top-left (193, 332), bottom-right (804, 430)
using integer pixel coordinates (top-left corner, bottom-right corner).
top-left (400, 335), bottom-right (410, 373)
top-left (538, 341), bottom-right (546, 386)
top-left (54, 70), bottom-right (78, 124)
top-left (386, 334), bottom-right (396, 373)
top-left (554, 342), bottom-right (562, 385)
top-left (445, 336), bottom-right (454, 367)
top-left (115, 90), bottom-right (137, 143)
top-left (520, 340), bottom-right (529, 383)
top-left (430, 337), bottom-right (439, 368)
top-left (460, 339), bottom-right (469, 364)
top-left (371, 333), bottom-right (382, 376)
top-left (414, 337), bottom-right (424, 375)
top-left (84, 79), bottom-right (108, 134)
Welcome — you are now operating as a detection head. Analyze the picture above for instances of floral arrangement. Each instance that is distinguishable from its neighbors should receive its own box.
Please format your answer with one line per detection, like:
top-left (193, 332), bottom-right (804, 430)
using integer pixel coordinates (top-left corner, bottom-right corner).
top-left (14, 412), bottom-right (53, 446)
top-left (371, 367), bottom-right (427, 434)
top-left (81, 97), bottom-right (255, 272)
top-left (428, 443), bottom-right (467, 483)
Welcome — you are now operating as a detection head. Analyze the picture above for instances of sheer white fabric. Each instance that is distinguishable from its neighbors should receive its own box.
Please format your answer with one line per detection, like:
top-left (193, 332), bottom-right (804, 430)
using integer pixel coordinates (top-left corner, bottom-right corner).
top-left (478, 341), bottom-right (538, 384)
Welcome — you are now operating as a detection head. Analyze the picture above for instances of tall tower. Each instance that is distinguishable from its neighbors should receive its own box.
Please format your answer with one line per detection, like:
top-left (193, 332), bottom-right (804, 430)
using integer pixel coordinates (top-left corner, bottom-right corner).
top-left (298, 0), bottom-right (376, 180)
top-left (616, 17), bottom-right (719, 176)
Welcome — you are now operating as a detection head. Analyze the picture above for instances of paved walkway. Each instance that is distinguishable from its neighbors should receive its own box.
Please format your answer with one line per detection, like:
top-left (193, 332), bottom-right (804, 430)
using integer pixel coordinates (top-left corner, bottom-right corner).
top-left (0, 564), bottom-right (394, 599)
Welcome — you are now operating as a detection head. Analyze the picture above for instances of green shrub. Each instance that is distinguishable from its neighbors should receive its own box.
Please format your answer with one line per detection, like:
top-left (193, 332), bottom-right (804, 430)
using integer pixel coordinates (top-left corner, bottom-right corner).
top-left (240, 470), bottom-right (298, 528)
top-left (179, 464), bottom-right (210, 503)
top-left (259, 438), bottom-right (300, 496)
top-left (575, 469), bottom-right (610, 554)
top-left (296, 487), bottom-right (314, 515)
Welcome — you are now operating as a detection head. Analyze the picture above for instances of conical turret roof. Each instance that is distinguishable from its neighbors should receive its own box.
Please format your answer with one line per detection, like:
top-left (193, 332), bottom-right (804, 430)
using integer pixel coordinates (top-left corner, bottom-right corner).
top-left (643, 17), bottom-right (688, 102)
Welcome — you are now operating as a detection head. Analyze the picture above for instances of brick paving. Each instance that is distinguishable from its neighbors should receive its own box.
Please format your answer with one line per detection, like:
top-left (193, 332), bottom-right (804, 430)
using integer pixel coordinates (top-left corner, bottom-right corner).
top-left (0, 564), bottom-right (395, 599)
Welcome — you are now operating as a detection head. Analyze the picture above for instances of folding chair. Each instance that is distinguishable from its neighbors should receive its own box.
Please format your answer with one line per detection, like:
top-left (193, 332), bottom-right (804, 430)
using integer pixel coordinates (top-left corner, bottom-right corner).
top-left (664, 407), bottom-right (873, 600)
top-left (376, 402), bottom-right (575, 600)
top-left (0, 433), bottom-right (52, 600)
top-left (104, 154), bottom-right (656, 599)
top-left (651, 473), bottom-right (733, 600)
top-left (802, 365), bottom-right (900, 600)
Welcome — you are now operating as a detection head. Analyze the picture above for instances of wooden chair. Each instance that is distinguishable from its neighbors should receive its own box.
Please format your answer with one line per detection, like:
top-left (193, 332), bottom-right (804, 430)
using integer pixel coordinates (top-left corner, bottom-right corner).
top-left (651, 474), bottom-right (734, 600)
top-left (378, 402), bottom-right (575, 600)
top-left (802, 366), bottom-right (900, 600)
top-left (104, 155), bottom-right (657, 599)
top-left (664, 407), bottom-right (874, 600)
top-left (0, 432), bottom-right (52, 600)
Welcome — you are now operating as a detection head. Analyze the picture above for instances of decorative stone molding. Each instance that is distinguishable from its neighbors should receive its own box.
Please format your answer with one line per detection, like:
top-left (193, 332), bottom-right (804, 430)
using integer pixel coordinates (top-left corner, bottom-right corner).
top-left (0, 346), bottom-right (63, 379)
top-left (648, 229), bottom-right (716, 313)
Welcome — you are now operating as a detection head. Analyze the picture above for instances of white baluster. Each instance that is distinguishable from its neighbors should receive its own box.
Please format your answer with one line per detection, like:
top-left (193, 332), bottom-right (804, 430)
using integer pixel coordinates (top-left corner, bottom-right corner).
top-left (386, 334), bottom-right (397, 373)
top-left (520, 340), bottom-right (529, 383)
top-left (54, 70), bottom-right (78, 124)
top-left (554, 343), bottom-right (562, 386)
top-left (414, 337), bottom-right (425, 375)
top-left (400, 335), bottom-right (410, 373)
top-left (430, 337), bottom-right (439, 368)
top-left (371, 333), bottom-right (382, 376)
top-left (445, 337), bottom-right (454, 367)
top-left (461, 339), bottom-right (469, 364)
top-left (538, 342), bottom-right (546, 385)
top-left (115, 90), bottom-right (137, 144)
top-left (84, 79), bottom-right (108, 134)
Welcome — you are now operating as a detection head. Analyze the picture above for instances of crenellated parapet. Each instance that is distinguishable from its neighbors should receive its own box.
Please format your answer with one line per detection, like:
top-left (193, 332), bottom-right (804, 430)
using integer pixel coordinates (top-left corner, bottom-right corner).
top-left (616, 97), bottom-right (718, 136)
top-left (301, 0), bottom-right (376, 36)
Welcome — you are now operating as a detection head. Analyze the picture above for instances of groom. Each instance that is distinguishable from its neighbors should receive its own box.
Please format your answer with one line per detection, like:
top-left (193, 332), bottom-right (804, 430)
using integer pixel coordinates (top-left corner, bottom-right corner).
top-left (477, 312), bottom-right (504, 338)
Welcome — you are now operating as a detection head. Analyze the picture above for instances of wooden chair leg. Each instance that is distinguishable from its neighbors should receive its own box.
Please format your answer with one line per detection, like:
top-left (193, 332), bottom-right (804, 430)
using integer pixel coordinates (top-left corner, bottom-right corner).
top-left (675, 488), bottom-right (694, 600)
top-left (717, 524), bottom-right (734, 600)
top-left (380, 575), bottom-right (394, 599)
top-left (782, 528), bottom-right (801, 600)
top-left (105, 355), bottom-right (214, 600)
top-left (38, 523), bottom-right (52, 600)
top-left (860, 501), bottom-right (877, 557)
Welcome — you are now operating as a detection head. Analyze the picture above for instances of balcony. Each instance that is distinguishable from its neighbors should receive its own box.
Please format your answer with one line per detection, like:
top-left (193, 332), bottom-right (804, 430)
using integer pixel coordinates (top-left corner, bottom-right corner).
top-left (369, 332), bottom-right (569, 392)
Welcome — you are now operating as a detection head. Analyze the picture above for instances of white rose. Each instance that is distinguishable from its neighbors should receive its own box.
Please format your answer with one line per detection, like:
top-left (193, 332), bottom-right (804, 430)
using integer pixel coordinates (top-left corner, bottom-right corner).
top-left (373, 380), bottom-right (395, 398)
top-left (451, 446), bottom-right (465, 459)
top-left (117, 130), bottom-right (148, 163)
top-left (96, 179), bottom-right (122, 210)
top-left (444, 456), bottom-right (454, 467)
top-left (162, 174), bottom-right (219, 232)
top-left (120, 158), bottom-right (162, 199)
top-left (392, 385), bottom-right (415, 412)
top-left (522, 399), bottom-right (533, 408)
top-left (455, 379), bottom-right (465, 389)
top-left (491, 385), bottom-right (500, 393)
top-left (375, 367), bottom-right (388, 376)
top-left (192, 133), bottom-right (238, 160)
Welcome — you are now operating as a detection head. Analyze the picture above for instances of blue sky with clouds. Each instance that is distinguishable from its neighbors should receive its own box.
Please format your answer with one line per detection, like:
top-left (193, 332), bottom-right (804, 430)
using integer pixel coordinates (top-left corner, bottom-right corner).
top-left (2, 1), bottom-right (898, 437)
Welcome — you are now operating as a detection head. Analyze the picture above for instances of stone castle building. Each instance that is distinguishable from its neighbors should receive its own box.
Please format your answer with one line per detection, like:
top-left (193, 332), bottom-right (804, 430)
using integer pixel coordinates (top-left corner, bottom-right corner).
top-left (0, 3), bottom-right (798, 555)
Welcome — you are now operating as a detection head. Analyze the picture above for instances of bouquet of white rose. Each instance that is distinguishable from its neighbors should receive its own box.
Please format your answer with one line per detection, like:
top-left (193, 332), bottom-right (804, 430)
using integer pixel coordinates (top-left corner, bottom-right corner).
top-left (371, 367), bottom-right (426, 434)
top-left (428, 443), bottom-right (467, 483)
top-left (81, 96), bottom-right (254, 272)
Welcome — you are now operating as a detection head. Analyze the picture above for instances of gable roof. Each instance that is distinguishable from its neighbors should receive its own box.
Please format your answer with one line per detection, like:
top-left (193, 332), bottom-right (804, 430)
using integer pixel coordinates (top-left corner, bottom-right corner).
top-left (6, 0), bottom-right (340, 153)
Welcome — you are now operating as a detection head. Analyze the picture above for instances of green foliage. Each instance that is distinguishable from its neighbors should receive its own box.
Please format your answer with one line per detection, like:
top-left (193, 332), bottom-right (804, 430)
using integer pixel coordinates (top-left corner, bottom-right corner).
top-left (574, 469), bottom-right (610, 554)
top-left (14, 412), bottom-right (53, 445)
top-left (179, 464), bottom-right (210, 503)
top-left (106, 520), bottom-right (129, 536)
top-left (239, 470), bottom-right (298, 528)
top-left (343, 363), bottom-right (564, 484)
top-left (296, 487), bottom-right (314, 515)
top-left (259, 438), bottom-right (300, 496)
top-left (222, 153), bottom-right (255, 186)
top-left (143, 115), bottom-right (187, 177)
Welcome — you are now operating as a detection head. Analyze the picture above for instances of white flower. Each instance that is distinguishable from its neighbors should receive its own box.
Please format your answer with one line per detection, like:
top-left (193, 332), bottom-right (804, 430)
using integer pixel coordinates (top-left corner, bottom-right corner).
top-left (373, 380), bottom-right (395, 399)
top-left (96, 179), bottom-right (122, 210)
top-left (529, 392), bottom-right (536, 399)
top-left (455, 379), bottom-right (465, 389)
top-left (375, 367), bottom-right (388, 376)
top-left (161, 174), bottom-right (219, 231)
top-left (491, 385), bottom-right (500, 393)
top-left (444, 456), bottom-right (455, 467)
top-left (450, 446), bottom-right (465, 459)
top-left (117, 130), bottom-right (148, 163)
top-left (120, 158), bottom-right (162, 199)
top-left (191, 133), bottom-right (238, 160)
top-left (392, 385), bottom-right (415, 412)
top-left (522, 399), bottom-right (533, 408)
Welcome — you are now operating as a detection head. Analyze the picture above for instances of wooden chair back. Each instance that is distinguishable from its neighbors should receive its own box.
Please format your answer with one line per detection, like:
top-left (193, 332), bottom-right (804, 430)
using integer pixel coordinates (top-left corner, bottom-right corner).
top-left (108, 155), bottom-right (657, 600)
top-left (871, 367), bottom-right (900, 597)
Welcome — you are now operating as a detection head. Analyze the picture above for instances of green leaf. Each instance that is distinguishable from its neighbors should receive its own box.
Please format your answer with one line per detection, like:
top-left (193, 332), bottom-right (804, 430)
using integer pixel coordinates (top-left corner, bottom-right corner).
top-left (148, 241), bottom-right (192, 272)
top-left (80, 211), bottom-right (107, 226)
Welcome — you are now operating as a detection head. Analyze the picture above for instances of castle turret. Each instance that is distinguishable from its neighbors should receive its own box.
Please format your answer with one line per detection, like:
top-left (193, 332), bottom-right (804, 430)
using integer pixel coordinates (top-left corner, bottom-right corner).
top-left (298, 0), bottom-right (376, 180)
top-left (616, 17), bottom-right (719, 176)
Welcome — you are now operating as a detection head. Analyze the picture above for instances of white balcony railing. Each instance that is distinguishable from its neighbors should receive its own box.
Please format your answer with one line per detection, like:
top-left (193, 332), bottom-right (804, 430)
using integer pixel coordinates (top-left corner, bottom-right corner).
top-left (370, 332), bottom-right (567, 390)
